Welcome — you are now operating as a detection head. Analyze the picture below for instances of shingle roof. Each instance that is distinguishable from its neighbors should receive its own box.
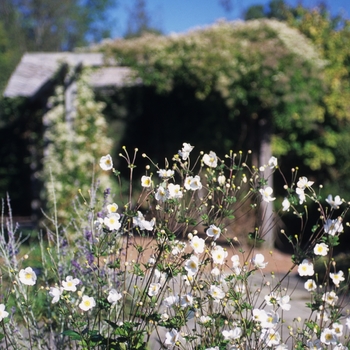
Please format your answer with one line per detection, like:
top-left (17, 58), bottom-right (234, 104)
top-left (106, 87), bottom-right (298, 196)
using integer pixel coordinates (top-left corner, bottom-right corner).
top-left (90, 66), bottom-right (136, 88)
top-left (3, 52), bottom-right (132, 98)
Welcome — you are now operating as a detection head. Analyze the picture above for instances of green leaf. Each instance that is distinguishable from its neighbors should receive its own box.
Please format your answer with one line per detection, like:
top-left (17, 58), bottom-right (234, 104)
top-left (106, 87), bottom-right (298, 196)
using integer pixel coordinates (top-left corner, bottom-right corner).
top-left (178, 216), bottom-right (197, 225)
top-left (311, 225), bottom-right (319, 233)
top-left (329, 235), bottom-right (340, 246)
top-left (89, 330), bottom-right (104, 343)
top-left (248, 232), bottom-right (265, 244)
top-left (108, 259), bottom-right (121, 269)
top-left (105, 319), bottom-right (119, 329)
top-left (225, 196), bottom-right (237, 204)
top-left (62, 330), bottom-right (82, 340)
top-left (133, 263), bottom-right (145, 277)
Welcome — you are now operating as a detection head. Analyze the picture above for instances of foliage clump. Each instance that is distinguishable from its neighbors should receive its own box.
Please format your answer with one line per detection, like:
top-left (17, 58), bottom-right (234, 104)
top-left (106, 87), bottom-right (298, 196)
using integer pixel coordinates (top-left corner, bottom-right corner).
top-left (42, 69), bottom-right (114, 224)
top-left (102, 19), bottom-right (328, 170)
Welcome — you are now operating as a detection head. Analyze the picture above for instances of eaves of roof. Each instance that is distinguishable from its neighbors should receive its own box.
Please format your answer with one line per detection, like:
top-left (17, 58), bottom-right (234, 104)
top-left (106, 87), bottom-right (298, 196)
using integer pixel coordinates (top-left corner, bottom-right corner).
top-left (3, 52), bottom-right (133, 99)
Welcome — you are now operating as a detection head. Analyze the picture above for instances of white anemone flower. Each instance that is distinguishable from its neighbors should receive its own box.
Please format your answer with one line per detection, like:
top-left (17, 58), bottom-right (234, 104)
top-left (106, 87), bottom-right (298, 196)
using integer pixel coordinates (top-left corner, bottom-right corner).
top-left (107, 289), bottom-right (122, 305)
top-left (79, 295), bottom-right (96, 311)
top-left (157, 169), bottom-right (174, 178)
top-left (320, 327), bottom-right (337, 345)
top-left (222, 327), bottom-right (242, 340)
top-left (298, 259), bottom-right (314, 276)
top-left (211, 267), bottom-right (221, 276)
top-left (171, 240), bottom-right (186, 255)
top-left (317, 309), bottom-right (329, 322)
top-left (322, 291), bottom-right (338, 306)
top-left (203, 151), bottom-right (218, 168)
top-left (268, 156), bottom-right (278, 169)
top-left (251, 253), bottom-right (268, 269)
top-left (211, 245), bottom-right (227, 265)
top-left (282, 198), bottom-right (290, 211)
top-left (260, 311), bottom-right (279, 329)
top-left (265, 292), bottom-right (279, 306)
top-left (296, 187), bottom-right (306, 204)
top-left (332, 323), bottom-right (343, 337)
top-left (103, 213), bottom-right (121, 231)
top-left (209, 285), bottom-right (225, 301)
top-left (306, 339), bottom-right (323, 350)
top-left (217, 175), bottom-right (226, 186)
top-left (184, 255), bottom-right (199, 276)
top-left (0, 304), bottom-right (9, 322)
top-left (333, 345), bottom-right (348, 350)
top-left (184, 176), bottom-right (193, 190)
top-left (49, 287), bottom-right (63, 304)
top-left (206, 224), bottom-right (221, 240)
top-left (141, 175), bottom-right (152, 188)
top-left (163, 295), bottom-right (179, 308)
top-left (99, 154), bottom-right (113, 171)
top-left (180, 293), bottom-right (193, 308)
top-left (160, 312), bottom-right (169, 321)
top-left (259, 186), bottom-right (276, 202)
top-left (304, 279), bottom-right (317, 292)
top-left (133, 211), bottom-right (155, 231)
top-left (275, 344), bottom-right (288, 350)
top-left (165, 329), bottom-right (179, 347)
top-left (19, 267), bottom-right (37, 286)
top-left (297, 176), bottom-right (314, 189)
top-left (324, 218), bottom-right (343, 236)
top-left (94, 217), bottom-right (104, 229)
top-left (231, 255), bottom-right (241, 268)
top-left (260, 328), bottom-right (281, 347)
top-left (184, 175), bottom-right (203, 190)
top-left (154, 269), bottom-right (167, 284)
top-left (190, 235), bottom-right (205, 254)
top-left (62, 276), bottom-right (80, 292)
top-left (154, 270), bottom-right (166, 283)
top-left (107, 203), bottom-right (118, 214)
top-left (330, 270), bottom-right (345, 287)
top-left (178, 142), bottom-right (194, 160)
top-left (326, 194), bottom-right (342, 209)
top-left (252, 308), bottom-right (268, 323)
top-left (188, 175), bottom-right (202, 190)
top-left (148, 283), bottom-right (161, 297)
top-left (139, 218), bottom-right (156, 231)
top-left (199, 315), bottom-right (212, 324)
top-left (278, 295), bottom-right (291, 311)
top-left (234, 281), bottom-right (246, 294)
top-left (155, 186), bottom-right (168, 202)
top-left (313, 243), bottom-right (329, 256)
top-left (167, 183), bottom-right (183, 199)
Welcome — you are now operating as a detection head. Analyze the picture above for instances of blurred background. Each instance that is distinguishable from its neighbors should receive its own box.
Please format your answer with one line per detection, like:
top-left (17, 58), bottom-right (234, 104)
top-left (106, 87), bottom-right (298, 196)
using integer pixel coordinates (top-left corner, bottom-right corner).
top-left (1, 0), bottom-right (350, 252)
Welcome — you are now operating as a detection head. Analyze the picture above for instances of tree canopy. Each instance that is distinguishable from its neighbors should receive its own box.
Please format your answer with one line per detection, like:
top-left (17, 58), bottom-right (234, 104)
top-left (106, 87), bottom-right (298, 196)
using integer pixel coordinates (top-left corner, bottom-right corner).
top-left (245, 0), bottom-right (289, 21)
top-left (124, 0), bottom-right (162, 39)
top-left (0, 0), bottom-right (116, 52)
top-left (243, 0), bottom-right (350, 193)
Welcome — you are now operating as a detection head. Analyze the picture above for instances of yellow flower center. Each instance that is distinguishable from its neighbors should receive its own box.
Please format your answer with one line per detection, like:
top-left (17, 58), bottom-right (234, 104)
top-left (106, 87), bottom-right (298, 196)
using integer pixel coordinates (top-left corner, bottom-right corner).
top-left (325, 333), bottom-right (333, 341)
top-left (190, 262), bottom-right (197, 269)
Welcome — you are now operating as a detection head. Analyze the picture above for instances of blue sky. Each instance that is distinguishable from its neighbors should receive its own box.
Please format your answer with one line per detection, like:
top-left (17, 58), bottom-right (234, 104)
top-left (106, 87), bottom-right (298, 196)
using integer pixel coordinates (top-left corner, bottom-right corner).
top-left (112, 0), bottom-right (350, 38)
